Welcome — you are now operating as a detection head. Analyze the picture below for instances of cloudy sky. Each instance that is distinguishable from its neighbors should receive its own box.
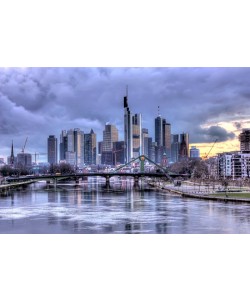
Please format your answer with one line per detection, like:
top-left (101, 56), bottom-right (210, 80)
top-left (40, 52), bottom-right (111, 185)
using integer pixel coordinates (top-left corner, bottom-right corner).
top-left (0, 67), bottom-right (249, 161)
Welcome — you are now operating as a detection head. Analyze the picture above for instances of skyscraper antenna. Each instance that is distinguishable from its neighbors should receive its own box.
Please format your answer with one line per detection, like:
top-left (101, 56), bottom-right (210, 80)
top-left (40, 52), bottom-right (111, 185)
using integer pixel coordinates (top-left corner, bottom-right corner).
top-left (158, 105), bottom-right (160, 116)
top-left (126, 85), bottom-right (128, 98)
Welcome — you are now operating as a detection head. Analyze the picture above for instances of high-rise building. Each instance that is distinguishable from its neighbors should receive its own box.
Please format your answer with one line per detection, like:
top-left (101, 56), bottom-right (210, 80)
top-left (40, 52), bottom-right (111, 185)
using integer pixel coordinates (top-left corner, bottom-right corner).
top-left (124, 92), bottom-right (133, 164)
top-left (155, 116), bottom-right (163, 148)
top-left (148, 137), bottom-right (156, 162)
top-left (17, 153), bottom-right (32, 168)
top-left (60, 129), bottom-right (84, 167)
top-left (102, 124), bottom-right (118, 151)
top-left (179, 133), bottom-right (189, 160)
top-left (190, 146), bottom-right (200, 159)
top-left (65, 151), bottom-right (76, 166)
top-left (155, 111), bottom-right (171, 164)
top-left (132, 113), bottom-right (142, 158)
top-left (113, 141), bottom-right (125, 165)
top-left (171, 134), bottom-right (180, 163)
top-left (141, 128), bottom-right (149, 156)
top-left (47, 135), bottom-right (58, 165)
top-left (101, 124), bottom-right (119, 165)
top-left (239, 128), bottom-right (250, 153)
top-left (84, 129), bottom-right (96, 165)
top-left (163, 119), bottom-right (171, 160)
top-left (60, 130), bottom-right (67, 161)
top-left (98, 141), bottom-right (103, 155)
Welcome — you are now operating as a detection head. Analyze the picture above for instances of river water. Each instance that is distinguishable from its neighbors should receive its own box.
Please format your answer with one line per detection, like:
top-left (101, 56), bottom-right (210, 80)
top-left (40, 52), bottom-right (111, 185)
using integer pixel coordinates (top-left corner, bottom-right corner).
top-left (1, 178), bottom-right (250, 233)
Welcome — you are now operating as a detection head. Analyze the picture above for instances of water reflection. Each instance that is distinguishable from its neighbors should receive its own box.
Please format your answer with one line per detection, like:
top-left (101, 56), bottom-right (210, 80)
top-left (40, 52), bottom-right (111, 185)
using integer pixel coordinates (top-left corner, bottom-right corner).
top-left (1, 180), bottom-right (250, 233)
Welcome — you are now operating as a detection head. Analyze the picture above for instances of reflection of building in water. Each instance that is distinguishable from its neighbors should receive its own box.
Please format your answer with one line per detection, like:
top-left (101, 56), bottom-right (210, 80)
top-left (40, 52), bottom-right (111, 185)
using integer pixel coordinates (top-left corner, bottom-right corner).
top-left (48, 190), bottom-right (59, 202)
top-left (73, 189), bottom-right (82, 205)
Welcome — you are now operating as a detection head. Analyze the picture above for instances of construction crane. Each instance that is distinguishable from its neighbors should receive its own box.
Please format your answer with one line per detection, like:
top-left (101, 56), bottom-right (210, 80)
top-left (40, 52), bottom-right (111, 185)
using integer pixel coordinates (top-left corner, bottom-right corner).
top-left (203, 139), bottom-right (218, 159)
top-left (21, 137), bottom-right (28, 153)
top-left (31, 152), bottom-right (47, 164)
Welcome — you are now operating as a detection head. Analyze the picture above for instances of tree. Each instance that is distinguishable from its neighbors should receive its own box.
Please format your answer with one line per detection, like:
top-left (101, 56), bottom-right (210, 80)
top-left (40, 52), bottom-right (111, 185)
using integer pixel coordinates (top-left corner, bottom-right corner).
top-left (169, 158), bottom-right (208, 179)
top-left (49, 163), bottom-right (74, 174)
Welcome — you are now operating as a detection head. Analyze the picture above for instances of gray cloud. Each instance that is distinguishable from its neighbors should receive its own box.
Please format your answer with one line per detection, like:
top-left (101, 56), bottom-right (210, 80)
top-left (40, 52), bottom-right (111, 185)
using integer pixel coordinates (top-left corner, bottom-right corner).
top-left (0, 67), bottom-right (250, 158)
top-left (193, 125), bottom-right (236, 143)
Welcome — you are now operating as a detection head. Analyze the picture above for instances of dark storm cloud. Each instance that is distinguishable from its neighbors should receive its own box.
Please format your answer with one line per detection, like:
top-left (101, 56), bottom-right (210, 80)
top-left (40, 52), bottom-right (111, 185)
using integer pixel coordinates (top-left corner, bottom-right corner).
top-left (0, 67), bottom-right (250, 157)
top-left (193, 125), bottom-right (236, 143)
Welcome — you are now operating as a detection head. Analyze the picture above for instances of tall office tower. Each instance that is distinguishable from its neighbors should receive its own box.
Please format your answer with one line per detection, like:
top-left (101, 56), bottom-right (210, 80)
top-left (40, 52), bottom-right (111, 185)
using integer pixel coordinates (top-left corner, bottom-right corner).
top-left (239, 128), bottom-right (250, 153)
top-left (60, 130), bottom-right (68, 161)
top-left (47, 135), bottom-right (58, 165)
top-left (124, 90), bottom-right (133, 164)
top-left (155, 109), bottom-right (171, 164)
top-left (113, 141), bottom-right (125, 165)
top-left (132, 113), bottom-right (142, 158)
top-left (102, 124), bottom-right (118, 151)
top-left (155, 115), bottom-right (163, 148)
top-left (65, 151), bottom-right (76, 166)
top-left (61, 129), bottom-right (84, 167)
top-left (171, 134), bottom-right (180, 163)
top-left (84, 129), bottom-right (96, 165)
top-left (179, 133), bottom-right (189, 160)
top-left (163, 119), bottom-right (171, 160)
top-left (141, 128), bottom-right (149, 156)
top-left (101, 124), bottom-right (119, 165)
top-left (74, 128), bottom-right (85, 167)
top-left (148, 137), bottom-right (156, 162)
top-left (98, 141), bottom-right (103, 155)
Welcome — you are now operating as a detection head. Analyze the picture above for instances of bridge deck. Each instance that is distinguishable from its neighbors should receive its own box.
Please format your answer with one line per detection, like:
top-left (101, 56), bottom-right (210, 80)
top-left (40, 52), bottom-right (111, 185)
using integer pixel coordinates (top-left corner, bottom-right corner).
top-left (5, 172), bottom-right (188, 183)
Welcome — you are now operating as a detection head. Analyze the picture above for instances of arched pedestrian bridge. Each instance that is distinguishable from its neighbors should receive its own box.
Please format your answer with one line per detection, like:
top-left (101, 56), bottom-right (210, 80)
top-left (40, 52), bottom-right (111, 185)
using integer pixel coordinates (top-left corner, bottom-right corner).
top-left (5, 155), bottom-right (190, 188)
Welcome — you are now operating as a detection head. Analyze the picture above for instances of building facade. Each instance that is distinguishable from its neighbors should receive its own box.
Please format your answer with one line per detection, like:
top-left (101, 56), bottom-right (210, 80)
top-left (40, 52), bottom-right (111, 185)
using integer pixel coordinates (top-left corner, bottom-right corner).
top-left (217, 152), bottom-right (250, 180)
top-left (124, 94), bottom-right (133, 164)
top-left (190, 146), bottom-right (200, 159)
top-left (155, 115), bottom-right (171, 164)
top-left (47, 135), bottom-right (58, 165)
top-left (84, 129), bottom-right (96, 165)
top-left (60, 129), bottom-right (84, 167)
top-left (239, 128), bottom-right (250, 153)
top-left (132, 113), bottom-right (142, 158)
top-left (171, 134), bottom-right (179, 163)
top-left (141, 128), bottom-right (149, 157)
top-left (17, 153), bottom-right (32, 168)
top-left (179, 133), bottom-right (189, 160)
top-left (101, 124), bottom-right (119, 165)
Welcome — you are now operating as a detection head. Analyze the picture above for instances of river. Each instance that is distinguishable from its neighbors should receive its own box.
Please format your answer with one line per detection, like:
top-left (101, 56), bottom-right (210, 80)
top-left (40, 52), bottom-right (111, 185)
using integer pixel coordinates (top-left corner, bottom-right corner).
top-left (1, 178), bottom-right (250, 233)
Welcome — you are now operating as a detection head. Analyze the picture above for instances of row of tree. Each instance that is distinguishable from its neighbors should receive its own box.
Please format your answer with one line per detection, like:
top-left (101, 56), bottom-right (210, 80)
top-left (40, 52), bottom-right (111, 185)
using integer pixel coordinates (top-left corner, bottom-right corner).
top-left (168, 158), bottom-right (209, 179)
top-left (0, 163), bottom-right (75, 177)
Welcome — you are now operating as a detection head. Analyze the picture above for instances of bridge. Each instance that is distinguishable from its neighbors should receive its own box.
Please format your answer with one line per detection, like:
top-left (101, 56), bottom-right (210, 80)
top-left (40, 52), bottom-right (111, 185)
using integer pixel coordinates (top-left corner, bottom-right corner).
top-left (4, 155), bottom-right (190, 188)
top-left (5, 171), bottom-right (188, 186)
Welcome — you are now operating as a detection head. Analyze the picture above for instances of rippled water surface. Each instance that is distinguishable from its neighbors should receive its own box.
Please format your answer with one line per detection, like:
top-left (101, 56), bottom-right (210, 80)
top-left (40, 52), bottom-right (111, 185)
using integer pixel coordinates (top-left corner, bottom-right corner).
top-left (1, 180), bottom-right (250, 233)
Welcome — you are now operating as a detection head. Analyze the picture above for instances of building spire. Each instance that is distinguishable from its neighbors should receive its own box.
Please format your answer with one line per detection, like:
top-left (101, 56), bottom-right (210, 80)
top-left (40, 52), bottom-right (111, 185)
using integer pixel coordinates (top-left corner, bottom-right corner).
top-left (10, 140), bottom-right (14, 165)
top-left (158, 105), bottom-right (160, 117)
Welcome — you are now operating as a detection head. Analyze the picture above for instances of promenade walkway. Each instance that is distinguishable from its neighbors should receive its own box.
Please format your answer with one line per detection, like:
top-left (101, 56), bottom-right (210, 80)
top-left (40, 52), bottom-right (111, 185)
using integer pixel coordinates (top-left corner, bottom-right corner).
top-left (150, 181), bottom-right (250, 203)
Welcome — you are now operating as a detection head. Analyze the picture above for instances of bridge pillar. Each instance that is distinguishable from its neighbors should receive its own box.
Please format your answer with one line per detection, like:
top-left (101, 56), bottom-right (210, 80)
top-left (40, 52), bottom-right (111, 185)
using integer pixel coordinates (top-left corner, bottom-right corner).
top-left (139, 156), bottom-right (145, 172)
top-left (75, 178), bottom-right (79, 184)
top-left (134, 176), bottom-right (139, 188)
top-left (54, 179), bottom-right (57, 187)
top-left (105, 176), bottom-right (111, 189)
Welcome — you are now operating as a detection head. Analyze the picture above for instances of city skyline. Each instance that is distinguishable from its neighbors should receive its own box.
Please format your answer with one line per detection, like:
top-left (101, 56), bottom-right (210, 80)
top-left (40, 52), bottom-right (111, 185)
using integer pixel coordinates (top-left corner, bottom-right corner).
top-left (0, 67), bottom-right (249, 160)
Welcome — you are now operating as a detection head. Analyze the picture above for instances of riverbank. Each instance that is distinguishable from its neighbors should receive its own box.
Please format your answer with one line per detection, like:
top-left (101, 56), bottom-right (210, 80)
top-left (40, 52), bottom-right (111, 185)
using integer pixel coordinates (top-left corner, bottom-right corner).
top-left (149, 182), bottom-right (250, 203)
top-left (0, 180), bottom-right (36, 194)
